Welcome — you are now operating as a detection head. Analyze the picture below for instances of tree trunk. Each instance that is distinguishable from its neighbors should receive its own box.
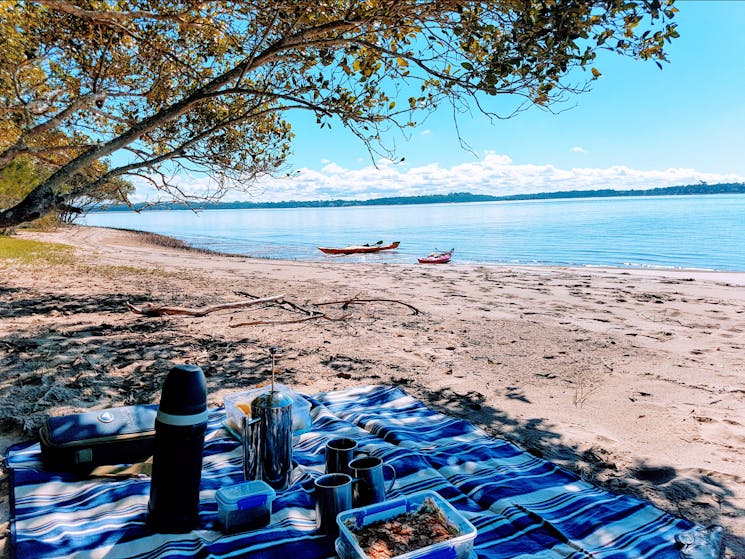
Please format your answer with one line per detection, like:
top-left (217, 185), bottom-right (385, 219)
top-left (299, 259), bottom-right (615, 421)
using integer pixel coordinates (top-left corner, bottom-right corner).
top-left (0, 182), bottom-right (67, 229)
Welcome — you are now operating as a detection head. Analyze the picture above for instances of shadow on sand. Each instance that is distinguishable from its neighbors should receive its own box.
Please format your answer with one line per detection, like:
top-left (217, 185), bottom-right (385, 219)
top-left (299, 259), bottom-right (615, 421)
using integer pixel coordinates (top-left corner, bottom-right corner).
top-left (404, 384), bottom-right (743, 558)
top-left (0, 291), bottom-right (275, 432)
top-left (0, 290), bottom-right (742, 558)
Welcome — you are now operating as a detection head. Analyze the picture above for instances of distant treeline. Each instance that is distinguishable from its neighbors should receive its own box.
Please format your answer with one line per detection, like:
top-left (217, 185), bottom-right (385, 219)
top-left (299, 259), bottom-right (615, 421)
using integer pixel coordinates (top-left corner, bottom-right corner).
top-left (101, 182), bottom-right (745, 211)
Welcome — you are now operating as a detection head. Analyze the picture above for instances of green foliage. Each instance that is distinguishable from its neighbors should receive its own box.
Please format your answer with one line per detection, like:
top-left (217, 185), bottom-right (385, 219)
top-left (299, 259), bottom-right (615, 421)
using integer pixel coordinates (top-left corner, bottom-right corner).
top-left (0, 0), bottom-right (679, 228)
top-left (0, 236), bottom-right (74, 265)
top-left (0, 158), bottom-right (42, 208)
top-left (0, 156), bottom-right (133, 226)
top-left (0, 157), bottom-right (58, 230)
top-left (58, 160), bottom-right (135, 222)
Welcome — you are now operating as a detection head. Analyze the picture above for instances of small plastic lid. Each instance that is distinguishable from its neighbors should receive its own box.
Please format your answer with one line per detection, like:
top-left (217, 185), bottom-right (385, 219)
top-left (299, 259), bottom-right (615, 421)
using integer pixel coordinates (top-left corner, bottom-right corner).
top-left (216, 481), bottom-right (276, 509)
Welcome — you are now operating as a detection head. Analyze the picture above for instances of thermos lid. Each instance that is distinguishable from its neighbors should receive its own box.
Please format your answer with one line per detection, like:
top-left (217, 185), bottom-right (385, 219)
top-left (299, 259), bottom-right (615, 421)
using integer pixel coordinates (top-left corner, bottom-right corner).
top-left (157, 364), bottom-right (207, 420)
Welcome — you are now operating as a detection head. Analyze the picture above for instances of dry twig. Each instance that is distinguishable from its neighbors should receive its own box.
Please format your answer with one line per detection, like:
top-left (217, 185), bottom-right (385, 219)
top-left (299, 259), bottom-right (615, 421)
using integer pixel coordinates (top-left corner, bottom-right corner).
top-left (125, 295), bottom-right (284, 317)
top-left (229, 313), bottom-right (349, 327)
top-left (314, 296), bottom-right (421, 315)
top-left (126, 293), bottom-right (418, 326)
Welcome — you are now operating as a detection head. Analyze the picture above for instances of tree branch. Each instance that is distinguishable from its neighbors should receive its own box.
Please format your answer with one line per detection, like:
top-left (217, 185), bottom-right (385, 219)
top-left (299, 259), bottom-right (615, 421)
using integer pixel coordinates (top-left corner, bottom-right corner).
top-left (229, 313), bottom-right (347, 327)
top-left (35, 0), bottom-right (197, 26)
top-left (125, 295), bottom-right (284, 317)
top-left (314, 297), bottom-right (421, 315)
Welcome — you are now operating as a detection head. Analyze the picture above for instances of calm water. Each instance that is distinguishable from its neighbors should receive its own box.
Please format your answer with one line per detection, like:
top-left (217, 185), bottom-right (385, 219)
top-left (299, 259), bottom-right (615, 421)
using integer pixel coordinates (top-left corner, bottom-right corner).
top-left (84, 194), bottom-right (745, 271)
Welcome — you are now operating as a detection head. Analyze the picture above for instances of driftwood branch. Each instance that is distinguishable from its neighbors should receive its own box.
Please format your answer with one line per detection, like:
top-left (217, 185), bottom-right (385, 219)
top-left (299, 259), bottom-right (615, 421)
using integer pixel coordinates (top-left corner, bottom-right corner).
top-left (281, 298), bottom-right (324, 316)
top-left (126, 292), bottom-right (419, 326)
top-left (126, 295), bottom-right (284, 317)
top-left (229, 296), bottom-right (350, 327)
top-left (314, 297), bottom-right (421, 315)
top-left (229, 313), bottom-right (349, 328)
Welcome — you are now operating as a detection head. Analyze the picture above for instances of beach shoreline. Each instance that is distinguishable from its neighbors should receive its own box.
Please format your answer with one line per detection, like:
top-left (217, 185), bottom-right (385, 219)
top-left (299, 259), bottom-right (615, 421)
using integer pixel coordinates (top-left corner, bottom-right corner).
top-left (1, 224), bottom-right (744, 557)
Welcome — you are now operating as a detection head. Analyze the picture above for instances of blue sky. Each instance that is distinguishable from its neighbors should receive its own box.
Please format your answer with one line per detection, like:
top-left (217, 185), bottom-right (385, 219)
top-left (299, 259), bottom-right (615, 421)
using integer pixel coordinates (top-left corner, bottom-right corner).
top-left (150, 1), bottom-right (745, 203)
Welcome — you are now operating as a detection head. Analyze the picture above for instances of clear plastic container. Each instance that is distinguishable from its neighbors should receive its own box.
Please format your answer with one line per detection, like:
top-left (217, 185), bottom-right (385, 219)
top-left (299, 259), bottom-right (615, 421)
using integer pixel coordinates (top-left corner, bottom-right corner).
top-left (216, 480), bottom-right (275, 533)
top-left (336, 491), bottom-right (477, 559)
top-left (223, 383), bottom-right (312, 437)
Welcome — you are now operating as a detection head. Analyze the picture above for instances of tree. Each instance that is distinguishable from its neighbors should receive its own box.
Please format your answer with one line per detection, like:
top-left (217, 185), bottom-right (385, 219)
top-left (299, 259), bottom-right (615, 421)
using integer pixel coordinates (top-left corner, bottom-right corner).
top-left (0, 155), bottom-right (133, 232)
top-left (0, 0), bottom-right (679, 228)
top-left (0, 158), bottom-right (39, 211)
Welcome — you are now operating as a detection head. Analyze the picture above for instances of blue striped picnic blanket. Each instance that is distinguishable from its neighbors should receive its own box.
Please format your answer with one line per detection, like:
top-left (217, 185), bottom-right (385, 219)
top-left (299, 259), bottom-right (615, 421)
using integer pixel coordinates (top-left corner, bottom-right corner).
top-left (7, 385), bottom-right (700, 558)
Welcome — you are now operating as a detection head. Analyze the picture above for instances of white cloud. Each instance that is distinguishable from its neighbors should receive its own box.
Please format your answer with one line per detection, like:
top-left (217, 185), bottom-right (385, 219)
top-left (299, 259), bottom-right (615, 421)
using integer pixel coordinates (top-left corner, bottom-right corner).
top-left (570, 146), bottom-right (587, 153)
top-left (128, 151), bottom-right (744, 203)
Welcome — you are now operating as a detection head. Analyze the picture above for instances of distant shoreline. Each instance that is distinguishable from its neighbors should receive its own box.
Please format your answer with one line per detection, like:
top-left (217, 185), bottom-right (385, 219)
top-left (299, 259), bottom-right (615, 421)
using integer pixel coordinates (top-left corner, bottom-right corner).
top-left (99, 182), bottom-right (745, 211)
top-left (85, 191), bottom-right (745, 271)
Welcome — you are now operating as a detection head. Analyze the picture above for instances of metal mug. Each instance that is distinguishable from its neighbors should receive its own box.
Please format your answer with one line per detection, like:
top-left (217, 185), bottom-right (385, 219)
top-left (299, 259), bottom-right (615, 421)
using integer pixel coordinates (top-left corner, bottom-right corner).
top-left (325, 437), bottom-right (365, 476)
top-left (314, 473), bottom-right (354, 536)
top-left (348, 456), bottom-right (396, 507)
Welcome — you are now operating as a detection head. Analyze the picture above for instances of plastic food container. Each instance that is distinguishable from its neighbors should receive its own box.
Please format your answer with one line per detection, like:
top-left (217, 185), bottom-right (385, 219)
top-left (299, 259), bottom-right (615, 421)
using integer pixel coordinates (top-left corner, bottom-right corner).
top-left (336, 491), bottom-right (477, 559)
top-left (216, 480), bottom-right (276, 533)
top-left (224, 383), bottom-right (312, 436)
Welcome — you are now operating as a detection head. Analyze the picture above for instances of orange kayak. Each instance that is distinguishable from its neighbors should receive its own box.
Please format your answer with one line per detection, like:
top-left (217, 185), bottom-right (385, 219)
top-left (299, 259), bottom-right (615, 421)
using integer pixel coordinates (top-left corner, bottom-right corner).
top-left (318, 242), bottom-right (400, 255)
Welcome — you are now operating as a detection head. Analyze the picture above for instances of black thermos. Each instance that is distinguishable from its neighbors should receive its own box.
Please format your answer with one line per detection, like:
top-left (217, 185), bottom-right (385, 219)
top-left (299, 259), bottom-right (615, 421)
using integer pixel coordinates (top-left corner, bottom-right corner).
top-left (148, 364), bottom-right (208, 533)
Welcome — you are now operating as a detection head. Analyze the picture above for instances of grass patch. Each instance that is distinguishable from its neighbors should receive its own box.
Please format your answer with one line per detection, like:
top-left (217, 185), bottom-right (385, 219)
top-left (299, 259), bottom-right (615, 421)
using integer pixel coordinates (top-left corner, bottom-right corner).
top-left (0, 236), bottom-right (75, 265)
top-left (115, 228), bottom-right (238, 256)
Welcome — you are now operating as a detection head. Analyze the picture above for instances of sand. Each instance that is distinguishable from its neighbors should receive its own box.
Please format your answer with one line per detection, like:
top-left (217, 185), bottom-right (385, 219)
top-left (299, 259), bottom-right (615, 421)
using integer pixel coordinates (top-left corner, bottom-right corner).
top-left (1, 225), bottom-right (743, 557)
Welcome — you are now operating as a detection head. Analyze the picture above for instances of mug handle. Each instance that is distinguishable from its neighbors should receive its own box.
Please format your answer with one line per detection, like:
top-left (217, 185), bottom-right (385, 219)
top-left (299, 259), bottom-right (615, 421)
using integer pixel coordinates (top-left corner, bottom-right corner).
top-left (384, 464), bottom-right (396, 493)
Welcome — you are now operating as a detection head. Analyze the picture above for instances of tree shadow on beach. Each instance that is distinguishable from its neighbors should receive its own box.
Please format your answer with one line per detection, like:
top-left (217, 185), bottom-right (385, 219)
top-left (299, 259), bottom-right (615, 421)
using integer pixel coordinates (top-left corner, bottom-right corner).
top-left (0, 292), bottom-right (293, 435)
top-left (404, 384), bottom-right (744, 559)
top-left (1, 286), bottom-right (742, 558)
top-left (1, 292), bottom-right (141, 318)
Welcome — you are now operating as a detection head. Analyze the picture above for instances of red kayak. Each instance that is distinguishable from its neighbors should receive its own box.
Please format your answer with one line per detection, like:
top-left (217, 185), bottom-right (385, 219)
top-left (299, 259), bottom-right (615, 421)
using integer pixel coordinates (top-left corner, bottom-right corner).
top-left (418, 249), bottom-right (454, 264)
top-left (318, 241), bottom-right (400, 255)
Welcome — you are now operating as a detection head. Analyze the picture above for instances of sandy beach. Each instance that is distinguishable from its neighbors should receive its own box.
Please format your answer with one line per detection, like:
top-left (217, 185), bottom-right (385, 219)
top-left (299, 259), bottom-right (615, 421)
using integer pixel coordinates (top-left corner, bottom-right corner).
top-left (1, 225), bottom-right (743, 557)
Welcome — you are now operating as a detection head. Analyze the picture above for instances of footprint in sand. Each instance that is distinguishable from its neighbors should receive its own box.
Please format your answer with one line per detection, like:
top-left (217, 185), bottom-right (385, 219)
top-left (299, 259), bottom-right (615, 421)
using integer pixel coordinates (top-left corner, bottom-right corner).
top-left (693, 415), bottom-right (745, 447)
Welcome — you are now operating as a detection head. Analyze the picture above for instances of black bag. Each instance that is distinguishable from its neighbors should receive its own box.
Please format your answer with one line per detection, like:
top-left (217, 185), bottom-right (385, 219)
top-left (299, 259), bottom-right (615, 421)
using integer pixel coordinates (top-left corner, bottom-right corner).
top-left (39, 405), bottom-right (158, 473)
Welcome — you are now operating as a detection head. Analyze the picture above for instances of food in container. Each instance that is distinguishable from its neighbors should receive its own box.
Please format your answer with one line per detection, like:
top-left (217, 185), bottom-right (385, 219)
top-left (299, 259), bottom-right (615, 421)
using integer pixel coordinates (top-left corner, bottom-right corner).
top-left (336, 491), bottom-right (477, 559)
top-left (236, 402), bottom-right (252, 416)
top-left (224, 383), bottom-right (312, 436)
